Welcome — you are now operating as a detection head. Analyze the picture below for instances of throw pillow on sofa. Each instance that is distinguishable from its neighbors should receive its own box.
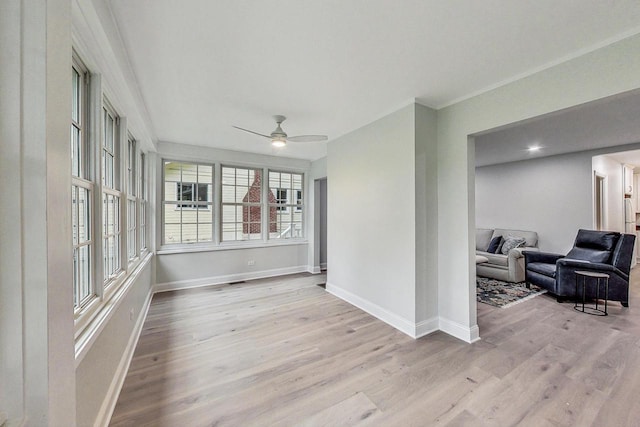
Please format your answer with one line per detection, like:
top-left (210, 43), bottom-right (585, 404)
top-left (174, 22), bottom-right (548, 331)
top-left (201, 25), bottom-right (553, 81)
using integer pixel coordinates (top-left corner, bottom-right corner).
top-left (501, 236), bottom-right (526, 254)
top-left (487, 236), bottom-right (503, 253)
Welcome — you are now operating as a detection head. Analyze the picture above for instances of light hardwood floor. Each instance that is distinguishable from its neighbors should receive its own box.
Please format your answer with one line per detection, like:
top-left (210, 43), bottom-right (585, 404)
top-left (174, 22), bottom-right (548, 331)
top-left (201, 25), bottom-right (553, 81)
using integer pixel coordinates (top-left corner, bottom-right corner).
top-left (110, 270), bottom-right (640, 426)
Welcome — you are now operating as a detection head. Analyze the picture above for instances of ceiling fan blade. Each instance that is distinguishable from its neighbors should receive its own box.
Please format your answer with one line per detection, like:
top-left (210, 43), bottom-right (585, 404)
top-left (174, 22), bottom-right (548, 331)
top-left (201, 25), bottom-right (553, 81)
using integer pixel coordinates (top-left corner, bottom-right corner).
top-left (232, 126), bottom-right (272, 139)
top-left (287, 135), bottom-right (328, 143)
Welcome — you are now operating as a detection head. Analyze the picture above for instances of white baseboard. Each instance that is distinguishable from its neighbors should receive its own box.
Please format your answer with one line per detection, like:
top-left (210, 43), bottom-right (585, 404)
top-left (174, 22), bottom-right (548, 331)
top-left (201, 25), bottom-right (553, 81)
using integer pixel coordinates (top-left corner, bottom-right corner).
top-left (94, 287), bottom-right (153, 427)
top-left (153, 265), bottom-right (309, 293)
top-left (415, 317), bottom-right (440, 338)
top-left (439, 317), bottom-right (481, 343)
top-left (308, 265), bottom-right (322, 274)
top-left (325, 283), bottom-right (479, 342)
top-left (320, 262), bottom-right (327, 270)
top-left (326, 282), bottom-right (418, 338)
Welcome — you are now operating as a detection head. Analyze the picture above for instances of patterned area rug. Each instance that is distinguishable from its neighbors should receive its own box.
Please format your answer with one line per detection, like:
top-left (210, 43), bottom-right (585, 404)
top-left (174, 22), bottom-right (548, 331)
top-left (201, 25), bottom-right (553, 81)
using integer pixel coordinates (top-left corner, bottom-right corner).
top-left (477, 277), bottom-right (547, 308)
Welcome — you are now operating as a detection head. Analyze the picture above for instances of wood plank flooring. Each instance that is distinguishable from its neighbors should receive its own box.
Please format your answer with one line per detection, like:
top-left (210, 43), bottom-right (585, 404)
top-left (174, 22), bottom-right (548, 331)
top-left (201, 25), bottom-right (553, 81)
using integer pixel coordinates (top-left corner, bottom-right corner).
top-left (110, 271), bottom-right (640, 426)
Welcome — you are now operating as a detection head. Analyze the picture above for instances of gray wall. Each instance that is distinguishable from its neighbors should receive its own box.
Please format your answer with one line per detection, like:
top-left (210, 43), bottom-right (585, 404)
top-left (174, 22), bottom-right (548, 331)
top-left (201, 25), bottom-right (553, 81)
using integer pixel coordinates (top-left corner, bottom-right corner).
top-left (326, 102), bottom-right (438, 335)
top-left (76, 261), bottom-right (153, 426)
top-left (328, 104), bottom-right (417, 325)
top-left (476, 151), bottom-right (594, 253)
top-left (476, 146), bottom-right (639, 254)
top-left (156, 245), bottom-right (309, 288)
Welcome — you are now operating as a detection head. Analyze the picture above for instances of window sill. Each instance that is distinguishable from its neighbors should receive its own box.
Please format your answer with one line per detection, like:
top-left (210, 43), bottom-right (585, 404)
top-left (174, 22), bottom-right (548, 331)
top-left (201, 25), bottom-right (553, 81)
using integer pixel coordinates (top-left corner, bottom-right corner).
top-left (74, 252), bottom-right (152, 367)
top-left (157, 239), bottom-right (308, 255)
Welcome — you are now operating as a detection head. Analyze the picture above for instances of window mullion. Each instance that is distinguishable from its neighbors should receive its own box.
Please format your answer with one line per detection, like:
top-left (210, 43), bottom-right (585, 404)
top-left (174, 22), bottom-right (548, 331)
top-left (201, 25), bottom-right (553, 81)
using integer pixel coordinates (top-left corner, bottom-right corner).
top-left (262, 167), bottom-right (268, 242)
top-left (214, 162), bottom-right (221, 245)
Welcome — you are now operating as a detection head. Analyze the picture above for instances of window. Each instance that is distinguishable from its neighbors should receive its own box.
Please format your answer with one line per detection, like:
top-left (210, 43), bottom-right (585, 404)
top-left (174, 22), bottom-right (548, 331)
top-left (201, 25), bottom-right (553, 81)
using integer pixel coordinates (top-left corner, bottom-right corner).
top-left (177, 183), bottom-right (209, 208)
top-left (71, 50), bottom-right (152, 339)
top-left (221, 166), bottom-right (263, 241)
top-left (161, 161), bottom-right (305, 247)
top-left (102, 101), bottom-right (122, 285)
top-left (269, 171), bottom-right (304, 239)
top-left (163, 161), bottom-right (213, 244)
top-left (275, 189), bottom-right (287, 211)
top-left (126, 135), bottom-right (137, 262)
top-left (139, 152), bottom-right (147, 252)
top-left (72, 55), bottom-right (94, 311)
top-left (296, 190), bottom-right (303, 211)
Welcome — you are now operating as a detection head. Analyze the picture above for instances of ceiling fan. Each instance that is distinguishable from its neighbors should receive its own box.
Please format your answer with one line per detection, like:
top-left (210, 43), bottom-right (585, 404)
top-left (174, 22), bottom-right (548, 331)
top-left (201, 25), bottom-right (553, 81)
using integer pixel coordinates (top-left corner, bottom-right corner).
top-left (233, 115), bottom-right (328, 147)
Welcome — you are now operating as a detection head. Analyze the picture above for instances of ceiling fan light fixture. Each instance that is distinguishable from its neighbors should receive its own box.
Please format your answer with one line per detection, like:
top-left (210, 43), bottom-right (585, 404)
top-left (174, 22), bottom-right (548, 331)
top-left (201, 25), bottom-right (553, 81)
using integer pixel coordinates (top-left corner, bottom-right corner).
top-left (271, 138), bottom-right (286, 148)
top-left (233, 115), bottom-right (327, 147)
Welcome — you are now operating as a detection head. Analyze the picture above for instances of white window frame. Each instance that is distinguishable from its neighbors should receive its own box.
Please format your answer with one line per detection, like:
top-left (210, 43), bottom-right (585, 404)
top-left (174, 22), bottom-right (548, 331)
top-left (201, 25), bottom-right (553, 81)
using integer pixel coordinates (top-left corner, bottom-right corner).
top-left (72, 53), bottom-right (96, 313)
top-left (220, 165), bottom-right (263, 242)
top-left (157, 159), bottom-right (308, 252)
top-left (126, 134), bottom-right (138, 263)
top-left (275, 188), bottom-right (288, 211)
top-left (72, 50), bottom-right (154, 353)
top-left (176, 182), bottom-right (210, 209)
top-left (101, 100), bottom-right (123, 290)
top-left (139, 151), bottom-right (148, 254)
top-left (268, 170), bottom-right (305, 240)
top-left (161, 160), bottom-right (215, 245)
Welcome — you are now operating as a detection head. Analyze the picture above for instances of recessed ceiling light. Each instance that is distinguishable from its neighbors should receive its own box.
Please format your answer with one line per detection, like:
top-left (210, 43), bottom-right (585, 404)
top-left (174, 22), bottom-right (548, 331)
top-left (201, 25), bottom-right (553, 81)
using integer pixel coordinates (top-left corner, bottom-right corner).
top-left (527, 145), bottom-right (541, 152)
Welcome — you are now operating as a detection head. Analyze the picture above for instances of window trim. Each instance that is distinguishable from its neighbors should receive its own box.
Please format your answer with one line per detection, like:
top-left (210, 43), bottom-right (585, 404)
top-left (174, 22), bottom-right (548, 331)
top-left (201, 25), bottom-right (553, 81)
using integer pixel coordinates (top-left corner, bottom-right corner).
top-left (268, 169), bottom-right (305, 240)
top-left (159, 159), bottom-right (307, 250)
top-left (72, 53), bottom-right (96, 314)
top-left (139, 151), bottom-right (148, 255)
top-left (176, 182), bottom-right (211, 209)
top-left (220, 165), bottom-right (264, 243)
top-left (161, 159), bottom-right (215, 245)
top-left (126, 134), bottom-right (139, 264)
top-left (102, 100), bottom-right (120, 190)
top-left (71, 49), bottom-right (152, 345)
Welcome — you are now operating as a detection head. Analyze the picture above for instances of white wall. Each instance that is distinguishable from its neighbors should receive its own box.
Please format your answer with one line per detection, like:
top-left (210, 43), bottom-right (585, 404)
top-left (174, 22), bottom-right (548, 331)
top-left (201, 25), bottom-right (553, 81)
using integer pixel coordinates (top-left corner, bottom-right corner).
top-left (0, 1), bottom-right (27, 421)
top-left (593, 154), bottom-right (625, 233)
top-left (327, 104), bottom-right (418, 331)
top-left (310, 156), bottom-right (327, 179)
top-left (414, 104), bottom-right (439, 327)
top-left (438, 32), bottom-right (640, 342)
top-left (0, 0), bottom-right (76, 425)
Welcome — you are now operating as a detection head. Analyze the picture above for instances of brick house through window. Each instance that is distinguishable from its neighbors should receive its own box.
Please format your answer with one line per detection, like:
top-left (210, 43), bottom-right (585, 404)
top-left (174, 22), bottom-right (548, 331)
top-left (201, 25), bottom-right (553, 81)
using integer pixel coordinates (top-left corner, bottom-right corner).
top-left (242, 172), bottom-right (277, 234)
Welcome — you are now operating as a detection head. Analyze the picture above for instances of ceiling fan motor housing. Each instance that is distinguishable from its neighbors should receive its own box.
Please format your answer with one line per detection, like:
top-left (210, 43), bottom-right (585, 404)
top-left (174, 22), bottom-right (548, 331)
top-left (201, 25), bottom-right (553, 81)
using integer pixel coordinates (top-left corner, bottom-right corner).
top-left (271, 115), bottom-right (288, 138)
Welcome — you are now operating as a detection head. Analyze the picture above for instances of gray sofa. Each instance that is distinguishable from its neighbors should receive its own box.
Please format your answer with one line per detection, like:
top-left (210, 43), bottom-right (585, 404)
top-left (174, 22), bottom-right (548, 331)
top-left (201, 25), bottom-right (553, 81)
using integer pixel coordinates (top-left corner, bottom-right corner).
top-left (476, 228), bottom-right (539, 283)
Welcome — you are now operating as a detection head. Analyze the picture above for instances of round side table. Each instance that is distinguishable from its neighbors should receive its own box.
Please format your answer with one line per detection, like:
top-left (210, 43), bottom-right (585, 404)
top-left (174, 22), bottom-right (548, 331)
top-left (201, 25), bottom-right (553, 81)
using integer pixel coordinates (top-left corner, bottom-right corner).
top-left (574, 270), bottom-right (609, 316)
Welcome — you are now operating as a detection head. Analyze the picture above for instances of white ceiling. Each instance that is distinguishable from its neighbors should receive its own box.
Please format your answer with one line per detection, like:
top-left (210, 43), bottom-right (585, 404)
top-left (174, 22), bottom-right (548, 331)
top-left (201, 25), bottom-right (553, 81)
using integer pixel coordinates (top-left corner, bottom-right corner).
top-left (107, 0), bottom-right (640, 161)
top-left (475, 89), bottom-right (640, 166)
top-left (603, 149), bottom-right (640, 168)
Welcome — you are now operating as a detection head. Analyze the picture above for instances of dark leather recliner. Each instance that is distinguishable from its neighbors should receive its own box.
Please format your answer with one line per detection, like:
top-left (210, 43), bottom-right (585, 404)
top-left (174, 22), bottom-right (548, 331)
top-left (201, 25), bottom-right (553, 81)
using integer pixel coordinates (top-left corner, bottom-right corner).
top-left (524, 229), bottom-right (635, 307)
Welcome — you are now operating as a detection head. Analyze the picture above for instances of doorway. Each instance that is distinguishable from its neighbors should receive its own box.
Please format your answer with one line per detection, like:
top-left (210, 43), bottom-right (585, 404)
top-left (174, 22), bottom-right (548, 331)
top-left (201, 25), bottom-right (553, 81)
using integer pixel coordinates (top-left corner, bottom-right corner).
top-left (594, 173), bottom-right (606, 230)
top-left (314, 178), bottom-right (327, 272)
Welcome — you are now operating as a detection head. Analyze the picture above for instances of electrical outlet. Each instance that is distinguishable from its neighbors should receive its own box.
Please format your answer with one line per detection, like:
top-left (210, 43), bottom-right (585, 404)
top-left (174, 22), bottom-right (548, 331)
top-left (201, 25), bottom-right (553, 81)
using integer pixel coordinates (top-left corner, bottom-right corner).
top-left (247, 260), bottom-right (255, 266)
top-left (129, 308), bottom-right (134, 321)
